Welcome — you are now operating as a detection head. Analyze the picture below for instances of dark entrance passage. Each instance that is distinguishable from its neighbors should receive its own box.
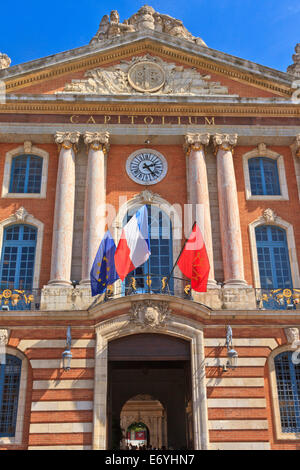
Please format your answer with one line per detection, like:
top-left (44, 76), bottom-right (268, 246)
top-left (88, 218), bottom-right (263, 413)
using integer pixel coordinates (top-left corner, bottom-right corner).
top-left (107, 334), bottom-right (193, 450)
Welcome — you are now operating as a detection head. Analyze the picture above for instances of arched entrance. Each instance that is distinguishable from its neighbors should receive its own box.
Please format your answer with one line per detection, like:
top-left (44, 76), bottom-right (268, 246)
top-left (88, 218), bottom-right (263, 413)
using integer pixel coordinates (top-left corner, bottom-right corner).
top-left (107, 333), bottom-right (193, 449)
top-left (92, 302), bottom-right (210, 450)
top-left (120, 395), bottom-right (166, 449)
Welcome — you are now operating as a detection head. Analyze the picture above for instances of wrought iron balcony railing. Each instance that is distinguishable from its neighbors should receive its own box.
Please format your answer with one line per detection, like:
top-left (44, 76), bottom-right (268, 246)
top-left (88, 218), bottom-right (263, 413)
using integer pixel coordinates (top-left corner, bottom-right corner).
top-left (0, 287), bottom-right (41, 311)
top-left (99, 274), bottom-right (194, 303)
top-left (255, 288), bottom-right (300, 310)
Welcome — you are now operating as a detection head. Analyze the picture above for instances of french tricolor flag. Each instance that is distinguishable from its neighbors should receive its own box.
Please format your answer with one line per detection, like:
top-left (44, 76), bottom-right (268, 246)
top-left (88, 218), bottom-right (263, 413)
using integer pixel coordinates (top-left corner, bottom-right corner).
top-left (115, 205), bottom-right (151, 281)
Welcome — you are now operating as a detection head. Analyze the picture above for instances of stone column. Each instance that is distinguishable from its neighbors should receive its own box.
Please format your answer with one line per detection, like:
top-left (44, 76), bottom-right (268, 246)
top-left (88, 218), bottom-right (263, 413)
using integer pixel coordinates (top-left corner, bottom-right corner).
top-left (49, 132), bottom-right (80, 286)
top-left (80, 132), bottom-right (110, 284)
top-left (213, 134), bottom-right (247, 287)
top-left (184, 133), bottom-right (217, 287)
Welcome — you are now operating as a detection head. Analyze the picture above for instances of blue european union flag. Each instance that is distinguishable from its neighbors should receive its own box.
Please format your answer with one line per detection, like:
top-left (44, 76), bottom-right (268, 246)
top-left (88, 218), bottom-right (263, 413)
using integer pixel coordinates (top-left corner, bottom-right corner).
top-left (90, 230), bottom-right (119, 296)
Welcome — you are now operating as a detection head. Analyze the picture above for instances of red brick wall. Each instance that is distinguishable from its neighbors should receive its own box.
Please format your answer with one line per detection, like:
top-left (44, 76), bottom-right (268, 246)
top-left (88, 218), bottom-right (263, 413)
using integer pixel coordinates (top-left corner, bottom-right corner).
top-left (0, 143), bottom-right (58, 287)
top-left (234, 145), bottom-right (300, 286)
top-left (106, 144), bottom-right (187, 238)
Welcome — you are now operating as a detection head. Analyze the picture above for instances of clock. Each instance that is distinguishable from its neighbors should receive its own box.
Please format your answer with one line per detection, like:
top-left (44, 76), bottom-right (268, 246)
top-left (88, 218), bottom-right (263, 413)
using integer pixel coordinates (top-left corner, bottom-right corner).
top-left (126, 149), bottom-right (168, 185)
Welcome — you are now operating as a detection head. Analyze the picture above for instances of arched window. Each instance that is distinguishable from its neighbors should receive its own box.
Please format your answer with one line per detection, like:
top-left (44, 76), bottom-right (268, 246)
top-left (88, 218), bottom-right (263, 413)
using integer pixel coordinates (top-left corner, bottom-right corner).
top-left (255, 225), bottom-right (293, 289)
top-left (9, 155), bottom-right (43, 194)
top-left (0, 355), bottom-right (22, 437)
top-left (274, 351), bottom-right (300, 433)
top-left (248, 157), bottom-right (280, 196)
top-left (124, 205), bottom-right (173, 293)
top-left (0, 225), bottom-right (37, 290)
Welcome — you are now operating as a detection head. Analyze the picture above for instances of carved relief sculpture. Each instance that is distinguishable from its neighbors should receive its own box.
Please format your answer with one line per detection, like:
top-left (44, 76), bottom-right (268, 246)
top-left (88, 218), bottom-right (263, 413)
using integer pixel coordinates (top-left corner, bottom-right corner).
top-left (0, 53), bottom-right (11, 70)
top-left (0, 329), bottom-right (9, 347)
top-left (287, 43), bottom-right (300, 78)
top-left (63, 55), bottom-right (229, 96)
top-left (129, 300), bottom-right (171, 329)
top-left (262, 208), bottom-right (277, 224)
top-left (90, 6), bottom-right (207, 46)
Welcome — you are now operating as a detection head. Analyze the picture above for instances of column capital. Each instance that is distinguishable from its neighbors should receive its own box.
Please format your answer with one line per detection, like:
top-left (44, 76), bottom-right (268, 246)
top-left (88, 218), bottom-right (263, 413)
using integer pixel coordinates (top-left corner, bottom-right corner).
top-left (84, 131), bottom-right (110, 154)
top-left (55, 131), bottom-right (81, 152)
top-left (184, 133), bottom-right (210, 156)
top-left (213, 133), bottom-right (238, 155)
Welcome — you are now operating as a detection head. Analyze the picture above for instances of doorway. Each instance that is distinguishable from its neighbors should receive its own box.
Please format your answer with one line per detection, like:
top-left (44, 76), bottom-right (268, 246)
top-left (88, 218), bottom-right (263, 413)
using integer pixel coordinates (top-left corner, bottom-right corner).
top-left (107, 333), bottom-right (193, 450)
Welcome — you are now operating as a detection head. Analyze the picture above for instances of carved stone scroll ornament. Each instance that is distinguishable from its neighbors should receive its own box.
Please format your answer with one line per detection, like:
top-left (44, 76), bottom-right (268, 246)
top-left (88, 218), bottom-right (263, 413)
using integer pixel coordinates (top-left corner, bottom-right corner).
top-left (285, 327), bottom-right (300, 346)
top-left (55, 131), bottom-right (81, 152)
top-left (0, 53), bottom-right (11, 70)
top-left (62, 55), bottom-right (229, 96)
top-left (129, 300), bottom-right (171, 329)
top-left (84, 131), bottom-right (110, 154)
top-left (90, 6), bottom-right (207, 46)
top-left (287, 43), bottom-right (300, 78)
top-left (213, 134), bottom-right (238, 155)
top-left (136, 189), bottom-right (160, 204)
top-left (262, 208), bottom-right (277, 224)
top-left (184, 133), bottom-right (210, 155)
top-left (0, 329), bottom-right (9, 346)
top-left (14, 206), bottom-right (29, 222)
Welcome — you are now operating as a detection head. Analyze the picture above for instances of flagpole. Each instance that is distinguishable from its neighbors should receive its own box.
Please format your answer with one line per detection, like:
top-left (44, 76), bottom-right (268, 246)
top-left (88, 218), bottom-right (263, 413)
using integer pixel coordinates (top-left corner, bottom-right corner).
top-left (165, 221), bottom-right (196, 286)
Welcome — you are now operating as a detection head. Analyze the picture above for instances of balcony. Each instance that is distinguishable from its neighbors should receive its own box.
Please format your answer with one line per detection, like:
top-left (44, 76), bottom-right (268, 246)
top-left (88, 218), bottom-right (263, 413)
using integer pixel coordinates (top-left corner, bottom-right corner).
top-left (255, 288), bottom-right (300, 310)
top-left (97, 274), bottom-right (193, 303)
top-left (0, 281), bottom-right (299, 313)
top-left (0, 287), bottom-right (41, 311)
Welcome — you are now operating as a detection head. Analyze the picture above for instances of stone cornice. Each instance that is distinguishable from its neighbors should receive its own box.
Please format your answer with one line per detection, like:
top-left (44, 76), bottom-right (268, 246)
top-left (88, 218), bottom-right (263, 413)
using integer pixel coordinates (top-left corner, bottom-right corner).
top-left (0, 101), bottom-right (299, 117)
top-left (0, 38), bottom-right (293, 96)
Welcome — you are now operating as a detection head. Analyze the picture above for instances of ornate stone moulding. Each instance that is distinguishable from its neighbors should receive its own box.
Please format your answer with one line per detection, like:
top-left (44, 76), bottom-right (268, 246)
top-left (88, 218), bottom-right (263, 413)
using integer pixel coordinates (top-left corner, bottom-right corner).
top-left (129, 300), bottom-right (172, 329)
top-left (285, 327), bottom-right (300, 345)
top-left (287, 43), bottom-right (300, 78)
top-left (62, 54), bottom-right (229, 96)
top-left (90, 6), bottom-right (207, 47)
top-left (0, 329), bottom-right (9, 347)
top-left (262, 208), bottom-right (277, 224)
top-left (0, 53), bottom-right (11, 70)
top-left (13, 206), bottom-right (29, 222)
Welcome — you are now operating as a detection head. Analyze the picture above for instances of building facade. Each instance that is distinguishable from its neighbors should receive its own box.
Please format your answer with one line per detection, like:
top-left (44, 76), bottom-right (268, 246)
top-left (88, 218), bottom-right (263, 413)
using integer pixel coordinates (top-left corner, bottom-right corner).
top-left (0, 5), bottom-right (300, 450)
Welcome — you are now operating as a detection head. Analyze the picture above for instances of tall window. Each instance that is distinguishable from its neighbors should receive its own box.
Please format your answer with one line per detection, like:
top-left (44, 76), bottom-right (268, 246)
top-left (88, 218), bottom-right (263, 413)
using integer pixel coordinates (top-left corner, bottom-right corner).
top-left (0, 225), bottom-right (37, 290)
top-left (124, 205), bottom-right (173, 292)
top-left (255, 225), bottom-right (292, 289)
top-left (274, 351), bottom-right (300, 433)
top-left (248, 157), bottom-right (280, 196)
top-left (0, 355), bottom-right (22, 437)
top-left (9, 155), bottom-right (43, 194)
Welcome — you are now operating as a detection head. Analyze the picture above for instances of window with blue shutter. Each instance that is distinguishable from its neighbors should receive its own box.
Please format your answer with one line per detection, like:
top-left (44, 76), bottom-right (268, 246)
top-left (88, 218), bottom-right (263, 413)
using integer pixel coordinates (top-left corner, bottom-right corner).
top-left (255, 225), bottom-right (292, 289)
top-left (248, 157), bottom-right (280, 196)
top-left (274, 351), bottom-right (300, 433)
top-left (9, 155), bottom-right (43, 194)
top-left (0, 355), bottom-right (22, 437)
top-left (0, 225), bottom-right (37, 290)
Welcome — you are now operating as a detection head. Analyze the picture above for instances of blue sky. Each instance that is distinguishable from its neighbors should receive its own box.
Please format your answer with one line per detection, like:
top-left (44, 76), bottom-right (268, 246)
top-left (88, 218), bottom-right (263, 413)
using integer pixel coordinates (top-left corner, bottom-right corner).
top-left (1, 0), bottom-right (299, 72)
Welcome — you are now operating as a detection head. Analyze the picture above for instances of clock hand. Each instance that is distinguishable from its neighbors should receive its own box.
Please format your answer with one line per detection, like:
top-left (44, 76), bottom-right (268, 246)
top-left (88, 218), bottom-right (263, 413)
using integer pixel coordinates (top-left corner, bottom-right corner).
top-left (143, 163), bottom-right (156, 176)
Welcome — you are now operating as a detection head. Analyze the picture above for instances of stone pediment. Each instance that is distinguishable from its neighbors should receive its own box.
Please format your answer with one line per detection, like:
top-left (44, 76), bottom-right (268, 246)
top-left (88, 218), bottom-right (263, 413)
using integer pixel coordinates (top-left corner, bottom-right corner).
top-left (62, 54), bottom-right (229, 96)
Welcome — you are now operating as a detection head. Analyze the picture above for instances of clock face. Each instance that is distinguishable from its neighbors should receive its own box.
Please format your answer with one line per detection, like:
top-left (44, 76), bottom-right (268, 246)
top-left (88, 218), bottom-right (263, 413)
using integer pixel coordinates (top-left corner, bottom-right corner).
top-left (126, 149), bottom-right (168, 185)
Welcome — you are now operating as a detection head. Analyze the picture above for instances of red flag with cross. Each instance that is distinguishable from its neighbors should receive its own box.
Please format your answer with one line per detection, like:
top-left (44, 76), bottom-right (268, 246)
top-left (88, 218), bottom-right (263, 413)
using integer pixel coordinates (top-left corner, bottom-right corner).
top-left (177, 223), bottom-right (210, 292)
